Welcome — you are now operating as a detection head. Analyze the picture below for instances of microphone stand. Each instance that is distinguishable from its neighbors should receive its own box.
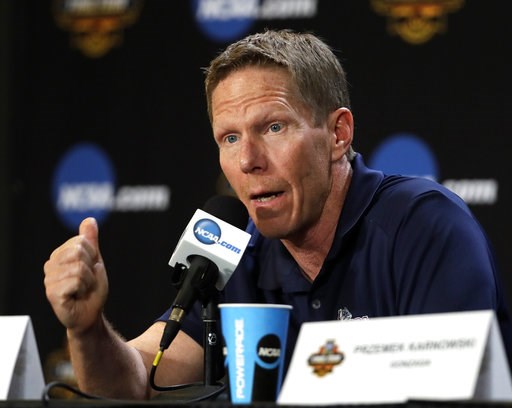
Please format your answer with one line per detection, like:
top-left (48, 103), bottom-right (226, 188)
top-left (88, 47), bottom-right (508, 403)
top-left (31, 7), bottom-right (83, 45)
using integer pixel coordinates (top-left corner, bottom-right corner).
top-left (201, 290), bottom-right (221, 386)
top-left (152, 264), bottom-right (225, 402)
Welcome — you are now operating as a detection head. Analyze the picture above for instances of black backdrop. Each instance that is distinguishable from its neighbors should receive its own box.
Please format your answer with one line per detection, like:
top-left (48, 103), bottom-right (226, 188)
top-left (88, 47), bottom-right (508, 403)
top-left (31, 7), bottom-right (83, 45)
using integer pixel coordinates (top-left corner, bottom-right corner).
top-left (2, 0), bottom-right (511, 382)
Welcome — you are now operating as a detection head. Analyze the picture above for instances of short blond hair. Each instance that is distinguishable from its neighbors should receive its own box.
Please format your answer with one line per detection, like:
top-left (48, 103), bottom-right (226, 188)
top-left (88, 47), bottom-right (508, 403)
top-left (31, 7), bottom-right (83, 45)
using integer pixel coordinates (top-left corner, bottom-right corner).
top-left (204, 29), bottom-right (355, 159)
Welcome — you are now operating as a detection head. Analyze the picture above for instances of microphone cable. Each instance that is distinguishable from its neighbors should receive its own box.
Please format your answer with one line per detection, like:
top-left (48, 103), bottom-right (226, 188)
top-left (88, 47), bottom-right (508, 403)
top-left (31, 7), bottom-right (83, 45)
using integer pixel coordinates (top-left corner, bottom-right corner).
top-left (150, 348), bottom-right (226, 401)
top-left (41, 381), bottom-right (102, 406)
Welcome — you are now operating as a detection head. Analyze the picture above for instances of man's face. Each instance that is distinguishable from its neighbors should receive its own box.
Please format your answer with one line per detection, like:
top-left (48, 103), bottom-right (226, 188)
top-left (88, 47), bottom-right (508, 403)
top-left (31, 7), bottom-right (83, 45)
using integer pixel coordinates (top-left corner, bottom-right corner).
top-left (211, 66), bottom-right (337, 240)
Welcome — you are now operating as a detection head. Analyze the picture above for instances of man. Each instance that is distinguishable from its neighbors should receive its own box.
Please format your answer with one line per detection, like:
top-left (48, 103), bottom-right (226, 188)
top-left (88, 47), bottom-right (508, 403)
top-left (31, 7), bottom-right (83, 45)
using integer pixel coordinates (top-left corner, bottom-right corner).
top-left (44, 29), bottom-right (512, 400)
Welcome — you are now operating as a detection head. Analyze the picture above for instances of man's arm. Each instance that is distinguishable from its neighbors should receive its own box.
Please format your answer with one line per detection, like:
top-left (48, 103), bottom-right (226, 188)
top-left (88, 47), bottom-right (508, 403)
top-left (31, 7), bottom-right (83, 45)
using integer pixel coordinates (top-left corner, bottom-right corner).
top-left (67, 318), bottom-right (204, 399)
top-left (66, 315), bottom-right (149, 399)
top-left (44, 217), bottom-right (204, 399)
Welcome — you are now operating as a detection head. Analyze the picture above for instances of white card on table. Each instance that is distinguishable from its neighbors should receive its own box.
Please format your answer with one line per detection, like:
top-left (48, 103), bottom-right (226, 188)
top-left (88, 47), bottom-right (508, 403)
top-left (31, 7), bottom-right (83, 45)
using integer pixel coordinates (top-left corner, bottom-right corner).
top-left (278, 310), bottom-right (512, 405)
top-left (0, 316), bottom-right (45, 400)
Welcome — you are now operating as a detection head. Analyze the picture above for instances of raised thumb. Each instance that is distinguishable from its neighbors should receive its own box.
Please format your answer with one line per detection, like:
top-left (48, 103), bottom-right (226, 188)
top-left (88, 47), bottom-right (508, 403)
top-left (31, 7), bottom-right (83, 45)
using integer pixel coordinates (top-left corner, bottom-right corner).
top-left (79, 217), bottom-right (101, 255)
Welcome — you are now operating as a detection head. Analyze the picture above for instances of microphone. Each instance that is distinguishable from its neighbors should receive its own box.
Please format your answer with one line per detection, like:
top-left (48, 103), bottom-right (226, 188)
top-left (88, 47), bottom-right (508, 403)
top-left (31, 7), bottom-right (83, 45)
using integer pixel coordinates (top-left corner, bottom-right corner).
top-left (160, 195), bottom-right (251, 350)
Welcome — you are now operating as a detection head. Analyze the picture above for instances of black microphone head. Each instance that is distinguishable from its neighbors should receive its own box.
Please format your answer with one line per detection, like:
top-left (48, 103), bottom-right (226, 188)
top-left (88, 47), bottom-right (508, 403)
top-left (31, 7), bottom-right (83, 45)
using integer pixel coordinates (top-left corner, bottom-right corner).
top-left (202, 195), bottom-right (248, 230)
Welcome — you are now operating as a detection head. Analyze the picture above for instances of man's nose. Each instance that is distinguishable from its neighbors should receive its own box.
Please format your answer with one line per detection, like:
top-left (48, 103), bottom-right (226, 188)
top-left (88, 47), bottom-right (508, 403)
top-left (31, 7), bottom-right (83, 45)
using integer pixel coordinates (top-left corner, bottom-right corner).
top-left (239, 138), bottom-right (266, 174)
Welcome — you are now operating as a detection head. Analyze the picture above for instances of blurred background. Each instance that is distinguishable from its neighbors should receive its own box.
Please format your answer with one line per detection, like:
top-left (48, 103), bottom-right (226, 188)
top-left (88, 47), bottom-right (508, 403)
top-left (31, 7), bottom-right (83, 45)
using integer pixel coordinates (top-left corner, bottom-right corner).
top-left (0, 0), bottom-right (510, 388)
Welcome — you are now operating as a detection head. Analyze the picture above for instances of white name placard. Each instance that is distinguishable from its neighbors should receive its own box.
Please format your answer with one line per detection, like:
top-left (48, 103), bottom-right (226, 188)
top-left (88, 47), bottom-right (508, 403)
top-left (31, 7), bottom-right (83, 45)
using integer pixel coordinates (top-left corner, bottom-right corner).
top-left (0, 316), bottom-right (46, 400)
top-left (278, 310), bottom-right (512, 405)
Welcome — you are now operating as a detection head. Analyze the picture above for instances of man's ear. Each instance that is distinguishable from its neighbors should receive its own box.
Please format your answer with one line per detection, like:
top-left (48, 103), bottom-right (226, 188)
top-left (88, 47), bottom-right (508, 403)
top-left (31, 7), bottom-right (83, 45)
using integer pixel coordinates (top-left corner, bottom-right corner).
top-left (330, 107), bottom-right (354, 161)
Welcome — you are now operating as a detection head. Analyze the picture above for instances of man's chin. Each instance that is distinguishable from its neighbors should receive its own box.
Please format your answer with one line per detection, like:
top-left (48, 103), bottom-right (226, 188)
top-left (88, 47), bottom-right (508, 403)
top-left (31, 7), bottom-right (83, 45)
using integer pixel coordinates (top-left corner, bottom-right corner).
top-left (252, 219), bottom-right (294, 240)
top-left (253, 222), bottom-right (284, 239)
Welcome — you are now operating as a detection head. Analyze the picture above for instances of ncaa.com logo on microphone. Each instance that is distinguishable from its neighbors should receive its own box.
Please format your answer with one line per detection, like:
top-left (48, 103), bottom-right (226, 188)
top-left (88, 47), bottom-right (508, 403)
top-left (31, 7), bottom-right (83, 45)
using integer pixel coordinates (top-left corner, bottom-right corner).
top-left (193, 218), bottom-right (244, 254)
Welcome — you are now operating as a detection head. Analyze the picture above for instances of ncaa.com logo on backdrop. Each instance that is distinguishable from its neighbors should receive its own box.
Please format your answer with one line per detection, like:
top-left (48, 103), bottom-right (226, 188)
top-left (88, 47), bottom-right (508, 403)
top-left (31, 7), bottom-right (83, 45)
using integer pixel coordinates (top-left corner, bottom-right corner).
top-left (191, 0), bottom-right (318, 42)
top-left (52, 142), bottom-right (170, 230)
top-left (369, 133), bottom-right (498, 205)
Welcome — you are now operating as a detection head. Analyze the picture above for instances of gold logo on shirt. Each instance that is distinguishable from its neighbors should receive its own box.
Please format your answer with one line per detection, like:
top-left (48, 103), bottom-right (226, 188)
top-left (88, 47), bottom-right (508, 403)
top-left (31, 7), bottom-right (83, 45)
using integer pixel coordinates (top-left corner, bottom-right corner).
top-left (371, 0), bottom-right (464, 44)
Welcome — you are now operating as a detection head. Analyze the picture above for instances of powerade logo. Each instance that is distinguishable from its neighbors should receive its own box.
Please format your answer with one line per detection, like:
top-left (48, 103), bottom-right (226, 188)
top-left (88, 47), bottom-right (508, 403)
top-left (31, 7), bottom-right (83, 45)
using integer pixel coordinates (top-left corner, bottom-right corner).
top-left (369, 133), bottom-right (498, 205)
top-left (52, 142), bottom-right (170, 230)
top-left (191, 0), bottom-right (318, 43)
top-left (193, 218), bottom-right (243, 254)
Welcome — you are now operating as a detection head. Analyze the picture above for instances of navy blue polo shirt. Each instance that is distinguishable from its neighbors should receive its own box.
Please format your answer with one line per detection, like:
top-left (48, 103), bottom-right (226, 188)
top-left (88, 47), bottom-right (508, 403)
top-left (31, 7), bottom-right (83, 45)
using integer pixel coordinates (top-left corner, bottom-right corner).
top-left (160, 154), bottom-right (512, 375)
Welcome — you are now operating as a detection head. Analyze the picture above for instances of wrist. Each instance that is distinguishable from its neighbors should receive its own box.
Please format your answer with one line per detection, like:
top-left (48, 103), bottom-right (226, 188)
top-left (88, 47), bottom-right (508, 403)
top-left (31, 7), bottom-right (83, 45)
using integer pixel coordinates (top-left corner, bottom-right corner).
top-left (66, 313), bottom-right (108, 343)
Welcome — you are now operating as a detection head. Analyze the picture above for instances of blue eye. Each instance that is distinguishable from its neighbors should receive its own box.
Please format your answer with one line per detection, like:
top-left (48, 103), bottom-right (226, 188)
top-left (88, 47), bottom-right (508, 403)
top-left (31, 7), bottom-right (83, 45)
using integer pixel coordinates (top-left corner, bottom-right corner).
top-left (269, 123), bottom-right (282, 133)
top-left (226, 135), bottom-right (238, 144)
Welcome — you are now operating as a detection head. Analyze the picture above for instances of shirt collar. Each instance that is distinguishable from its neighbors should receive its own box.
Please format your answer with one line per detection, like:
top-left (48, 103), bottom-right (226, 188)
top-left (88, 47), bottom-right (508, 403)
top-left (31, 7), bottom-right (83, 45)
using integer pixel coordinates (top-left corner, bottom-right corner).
top-left (244, 153), bottom-right (385, 290)
top-left (326, 153), bottom-right (384, 261)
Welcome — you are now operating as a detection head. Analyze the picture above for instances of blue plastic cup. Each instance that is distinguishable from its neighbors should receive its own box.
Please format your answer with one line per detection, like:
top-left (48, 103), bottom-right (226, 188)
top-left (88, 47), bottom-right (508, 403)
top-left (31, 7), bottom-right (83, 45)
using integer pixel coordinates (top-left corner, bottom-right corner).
top-left (219, 303), bottom-right (292, 404)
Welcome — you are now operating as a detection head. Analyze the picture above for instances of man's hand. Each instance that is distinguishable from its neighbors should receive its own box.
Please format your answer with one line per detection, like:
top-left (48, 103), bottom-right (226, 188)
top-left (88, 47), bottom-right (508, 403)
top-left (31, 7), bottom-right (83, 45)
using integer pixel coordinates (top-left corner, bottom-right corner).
top-left (44, 217), bottom-right (109, 333)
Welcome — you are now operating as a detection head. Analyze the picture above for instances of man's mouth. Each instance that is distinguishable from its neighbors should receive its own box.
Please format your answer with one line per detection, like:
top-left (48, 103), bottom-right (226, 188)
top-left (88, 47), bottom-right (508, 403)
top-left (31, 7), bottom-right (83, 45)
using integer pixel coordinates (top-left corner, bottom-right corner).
top-left (251, 192), bottom-right (283, 202)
